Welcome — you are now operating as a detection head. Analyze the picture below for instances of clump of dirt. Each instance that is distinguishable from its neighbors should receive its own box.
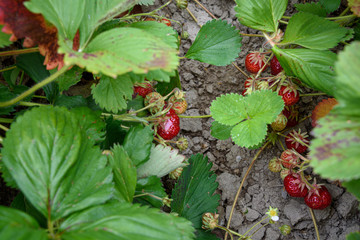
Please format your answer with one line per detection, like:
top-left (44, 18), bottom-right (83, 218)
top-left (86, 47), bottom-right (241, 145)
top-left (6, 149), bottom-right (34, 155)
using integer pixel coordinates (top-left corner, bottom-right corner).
top-left (149, 0), bottom-right (360, 239)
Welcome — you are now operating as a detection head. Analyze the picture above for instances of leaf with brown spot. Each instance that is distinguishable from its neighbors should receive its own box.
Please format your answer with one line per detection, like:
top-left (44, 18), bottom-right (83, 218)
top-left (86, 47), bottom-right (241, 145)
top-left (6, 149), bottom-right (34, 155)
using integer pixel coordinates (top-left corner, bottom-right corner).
top-left (0, 0), bottom-right (63, 69)
top-left (309, 110), bottom-right (360, 181)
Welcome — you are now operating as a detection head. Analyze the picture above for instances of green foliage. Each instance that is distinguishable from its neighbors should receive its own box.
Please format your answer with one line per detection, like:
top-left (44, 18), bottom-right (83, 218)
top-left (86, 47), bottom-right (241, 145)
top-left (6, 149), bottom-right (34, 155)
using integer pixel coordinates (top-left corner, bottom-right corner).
top-left (171, 154), bottom-right (220, 229)
top-left (196, 229), bottom-right (221, 240)
top-left (0, 85), bottom-right (17, 115)
top-left (91, 74), bottom-right (133, 113)
top-left (210, 91), bottom-right (284, 148)
top-left (272, 46), bottom-right (337, 96)
top-left (137, 144), bottom-right (188, 178)
top-left (0, 207), bottom-right (47, 240)
top-left (123, 125), bottom-right (153, 167)
top-left (134, 176), bottom-right (167, 208)
top-left (0, 25), bottom-right (12, 48)
top-left (63, 26), bottom-right (179, 78)
top-left (309, 42), bottom-right (360, 183)
top-left (2, 66), bottom-right (20, 88)
top-left (107, 144), bottom-right (137, 202)
top-left (309, 112), bottom-right (360, 181)
top-left (282, 12), bottom-right (348, 50)
top-left (2, 107), bottom-right (113, 220)
top-left (185, 19), bottom-right (242, 66)
top-left (210, 121), bottom-right (233, 140)
top-left (16, 53), bottom-right (59, 102)
top-left (319, 0), bottom-right (341, 13)
top-left (53, 66), bottom-right (84, 92)
top-left (343, 179), bottom-right (360, 201)
top-left (333, 42), bottom-right (360, 104)
top-left (235, 0), bottom-right (287, 32)
top-left (347, 232), bottom-right (360, 240)
top-left (156, 70), bottom-right (182, 96)
top-left (60, 202), bottom-right (195, 240)
top-left (294, 2), bottom-right (327, 17)
top-left (70, 107), bottom-right (106, 144)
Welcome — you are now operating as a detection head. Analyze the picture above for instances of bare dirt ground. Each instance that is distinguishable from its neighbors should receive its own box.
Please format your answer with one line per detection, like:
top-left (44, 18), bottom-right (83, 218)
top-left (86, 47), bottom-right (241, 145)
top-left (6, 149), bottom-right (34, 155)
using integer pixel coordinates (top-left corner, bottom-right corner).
top-left (150, 0), bottom-right (360, 239)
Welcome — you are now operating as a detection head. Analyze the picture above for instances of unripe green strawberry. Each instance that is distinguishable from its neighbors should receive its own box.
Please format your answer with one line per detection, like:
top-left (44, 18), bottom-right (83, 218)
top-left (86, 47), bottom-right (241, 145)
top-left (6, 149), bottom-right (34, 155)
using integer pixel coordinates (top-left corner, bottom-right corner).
top-left (169, 95), bottom-right (188, 114)
top-left (169, 167), bottom-right (183, 180)
top-left (271, 113), bottom-right (288, 131)
top-left (176, 0), bottom-right (188, 9)
top-left (176, 137), bottom-right (188, 151)
top-left (268, 157), bottom-right (282, 172)
top-left (279, 225), bottom-right (291, 236)
top-left (144, 92), bottom-right (165, 114)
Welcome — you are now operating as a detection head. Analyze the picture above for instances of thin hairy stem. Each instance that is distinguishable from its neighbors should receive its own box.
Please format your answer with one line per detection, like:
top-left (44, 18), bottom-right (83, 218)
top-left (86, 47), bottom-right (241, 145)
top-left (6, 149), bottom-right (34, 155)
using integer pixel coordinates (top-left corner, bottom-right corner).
top-left (0, 47), bottom-right (39, 57)
top-left (309, 207), bottom-right (321, 240)
top-left (224, 141), bottom-right (270, 240)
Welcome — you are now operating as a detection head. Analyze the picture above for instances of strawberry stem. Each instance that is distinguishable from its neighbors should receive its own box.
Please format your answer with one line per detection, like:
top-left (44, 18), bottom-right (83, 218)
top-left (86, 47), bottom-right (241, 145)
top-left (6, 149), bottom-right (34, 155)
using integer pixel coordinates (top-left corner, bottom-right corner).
top-left (0, 66), bottom-right (16, 73)
top-left (0, 123), bottom-right (9, 132)
top-left (224, 141), bottom-right (271, 240)
top-left (0, 47), bottom-right (39, 57)
top-left (0, 118), bottom-right (13, 124)
top-left (178, 114), bottom-right (212, 118)
top-left (309, 208), bottom-right (321, 240)
top-left (215, 226), bottom-right (235, 240)
top-left (0, 66), bottom-right (69, 108)
top-left (243, 216), bottom-right (269, 237)
top-left (299, 92), bottom-right (326, 97)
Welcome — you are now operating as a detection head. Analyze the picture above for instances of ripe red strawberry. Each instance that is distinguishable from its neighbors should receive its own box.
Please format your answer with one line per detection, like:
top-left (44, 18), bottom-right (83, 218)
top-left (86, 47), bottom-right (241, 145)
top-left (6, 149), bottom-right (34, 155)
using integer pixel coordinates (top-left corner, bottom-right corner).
top-left (245, 51), bottom-right (268, 74)
top-left (284, 173), bottom-right (308, 198)
top-left (280, 149), bottom-right (300, 169)
top-left (161, 18), bottom-right (171, 26)
top-left (270, 56), bottom-right (283, 75)
top-left (282, 106), bottom-right (299, 127)
top-left (168, 95), bottom-right (188, 114)
top-left (156, 109), bottom-right (180, 140)
top-left (285, 129), bottom-right (309, 154)
top-left (134, 82), bottom-right (153, 98)
top-left (305, 185), bottom-right (331, 210)
top-left (278, 85), bottom-right (299, 106)
top-left (271, 113), bottom-right (288, 131)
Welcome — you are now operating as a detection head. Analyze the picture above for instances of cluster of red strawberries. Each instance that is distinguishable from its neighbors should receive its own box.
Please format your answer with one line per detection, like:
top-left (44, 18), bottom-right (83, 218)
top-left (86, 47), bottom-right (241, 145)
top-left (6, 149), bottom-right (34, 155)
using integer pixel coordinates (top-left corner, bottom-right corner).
top-left (133, 82), bottom-right (187, 142)
top-left (243, 51), bottom-right (302, 132)
top-left (268, 129), bottom-right (332, 210)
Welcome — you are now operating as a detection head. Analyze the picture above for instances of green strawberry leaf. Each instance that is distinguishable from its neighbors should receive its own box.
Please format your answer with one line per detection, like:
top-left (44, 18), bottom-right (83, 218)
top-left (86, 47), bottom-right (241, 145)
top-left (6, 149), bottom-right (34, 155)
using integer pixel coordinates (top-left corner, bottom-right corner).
top-left (0, 85), bottom-right (17, 115)
top-left (156, 70), bottom-right (182, 96)
top-left (16, 53), bottom-right (59, 102)
top-left (134, 176), bottom-right (167, 208)
top-left (185, 19), bottom-right (242, 66)
top-left (272, 46), bottom-right (337, 96)
top-left (319, 0), bottom-right (341, 13)
top-left (0, 206), bottom-right (47, 240)
top-left (347, 232), bottom-right (360, 240)
top-left (210, 121), bottom-right (233, 140)
top-left (309, 111), bottom-right (360, 181)
top-left (210, 91), bottom-right (284, 147)
top-left (60, 202), bottom-right (195, 240)
top-left (62, 26), bottom-right (179, 78)
top-left (196, 229), bottom-right (221, 240)
top-left (294, 3), bottom-right (327, 17)
top-left (343, 179), bottom-right (360, 201)
top-left (0, 25), bottom-right (12, 48)
top-left (282, 12), bottom-right (348, 50)
top-left (138, 0), bottom-right (155, 6)
top-left (123, 125), bottom-right (153, 167)
top-left (53, 66), bottom-right (84, 92)
top-left (334, 42), bottom-right (360, 104)
top-left (171, 154), bottom-right (220, 229)
top-left (24, 0), bottom-right (85, 45)
top-left (2, 106), bottom-right (113, 220)
top-left (2, 66), bottom-right (20, 88)
top-left (70, 107), bottom-right (105, 144)
top-left (210, 93), bottom-right (246, 126)
top-left (108, 144), bottom-right (137, 202)
top-left (235, 0), bottom-right (288, 32)
top-left (91, 74), bottom-right (133, 113)
top-left (137, 144), bottom-right (188, 178)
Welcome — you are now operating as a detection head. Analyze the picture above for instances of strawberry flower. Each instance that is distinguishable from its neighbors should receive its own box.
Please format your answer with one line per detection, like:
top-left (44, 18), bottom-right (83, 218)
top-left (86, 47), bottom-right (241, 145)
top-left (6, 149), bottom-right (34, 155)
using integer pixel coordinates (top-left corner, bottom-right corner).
top-left (266, 206), bottom-right (279, 222)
